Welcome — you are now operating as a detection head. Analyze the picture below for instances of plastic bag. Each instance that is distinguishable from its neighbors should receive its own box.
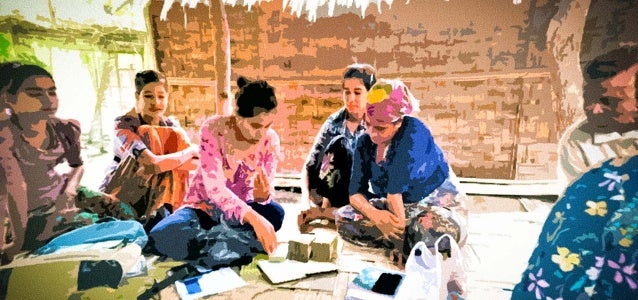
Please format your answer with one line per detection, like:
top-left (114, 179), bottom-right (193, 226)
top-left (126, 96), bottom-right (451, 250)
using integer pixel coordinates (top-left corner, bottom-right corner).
top-left (438, 234), bottom-right (466, 300)
top-left (394, 238), bottom-right (442, 299)
top-left (395, 233), bottom-right (466, 300)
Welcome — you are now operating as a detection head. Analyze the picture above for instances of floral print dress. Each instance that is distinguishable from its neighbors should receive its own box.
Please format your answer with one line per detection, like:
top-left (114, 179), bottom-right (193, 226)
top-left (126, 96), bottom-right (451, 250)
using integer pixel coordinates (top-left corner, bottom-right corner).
top-left (305, 108), bottom-right (365, 207)
top-left (512, 155), bottom-right (638, 299)
top-left (147, 115), bottom-right (285, 270)
top-left (183, 115), bottom-right (280, 225)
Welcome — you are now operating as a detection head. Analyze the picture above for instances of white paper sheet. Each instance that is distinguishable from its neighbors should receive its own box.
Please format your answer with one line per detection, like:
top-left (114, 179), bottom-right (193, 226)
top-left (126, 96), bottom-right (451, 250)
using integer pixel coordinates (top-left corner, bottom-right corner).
top-left (257, 260), bottom-right (338, 284)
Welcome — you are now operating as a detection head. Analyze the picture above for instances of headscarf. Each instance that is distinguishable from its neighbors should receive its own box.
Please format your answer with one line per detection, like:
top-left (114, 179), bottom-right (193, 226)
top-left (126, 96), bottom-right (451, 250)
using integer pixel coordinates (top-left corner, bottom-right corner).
top-left (366, 79), bottom-right (420, 123)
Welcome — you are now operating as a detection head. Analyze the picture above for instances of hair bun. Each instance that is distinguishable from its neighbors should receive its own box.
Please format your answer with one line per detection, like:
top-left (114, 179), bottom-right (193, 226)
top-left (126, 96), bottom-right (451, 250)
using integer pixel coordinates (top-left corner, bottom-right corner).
top-left (237, 76), bottom-right (250, 89)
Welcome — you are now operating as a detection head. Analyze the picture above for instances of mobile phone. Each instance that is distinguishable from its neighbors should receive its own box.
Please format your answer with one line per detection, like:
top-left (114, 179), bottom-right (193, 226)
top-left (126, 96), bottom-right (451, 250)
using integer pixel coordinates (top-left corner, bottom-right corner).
top-left (371, 272), bottom-right (404, 296)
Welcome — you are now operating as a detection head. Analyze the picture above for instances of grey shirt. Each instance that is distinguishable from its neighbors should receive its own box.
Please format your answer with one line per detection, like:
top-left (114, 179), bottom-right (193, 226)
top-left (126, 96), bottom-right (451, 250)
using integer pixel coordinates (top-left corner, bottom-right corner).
top-left (1, 117), bottom-right (83, 212)
top-left (559, 119), bottom-right (638, 183)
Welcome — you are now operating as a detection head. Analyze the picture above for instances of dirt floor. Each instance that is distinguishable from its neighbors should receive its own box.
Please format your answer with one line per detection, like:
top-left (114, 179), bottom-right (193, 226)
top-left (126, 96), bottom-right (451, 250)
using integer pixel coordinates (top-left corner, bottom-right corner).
top-left (3, 192), bottom-right (555, 300)
top-left (140, 190), bottom-right (554, 299)
top-left (6, 152), bottom-right (557, 299)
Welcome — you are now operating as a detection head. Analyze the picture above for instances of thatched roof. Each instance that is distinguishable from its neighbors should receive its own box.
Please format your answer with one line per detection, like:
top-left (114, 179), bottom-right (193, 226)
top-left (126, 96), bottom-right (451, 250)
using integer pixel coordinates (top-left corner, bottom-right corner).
top-left (160, 0), bottom-right (527, 22)
top-left (160, 0), bottom-right (395, 22)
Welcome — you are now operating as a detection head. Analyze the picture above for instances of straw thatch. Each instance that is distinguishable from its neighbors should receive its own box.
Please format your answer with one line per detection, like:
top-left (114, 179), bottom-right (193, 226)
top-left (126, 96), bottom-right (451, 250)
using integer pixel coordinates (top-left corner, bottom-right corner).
top-left (161, 0), bottom-right (394, 22)
top-left (160, 0), bottom-right (530, 22)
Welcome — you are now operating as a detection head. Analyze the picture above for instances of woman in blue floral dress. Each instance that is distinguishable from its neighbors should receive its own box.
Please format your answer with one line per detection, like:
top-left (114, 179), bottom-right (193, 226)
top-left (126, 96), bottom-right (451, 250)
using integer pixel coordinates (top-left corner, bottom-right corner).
top-left (512, 154), bottom-right (638, 299)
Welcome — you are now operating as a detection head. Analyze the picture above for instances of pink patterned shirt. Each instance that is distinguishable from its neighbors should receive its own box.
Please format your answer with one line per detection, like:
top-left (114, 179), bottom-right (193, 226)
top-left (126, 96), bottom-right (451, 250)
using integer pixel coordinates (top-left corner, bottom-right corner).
top-left (183, 115), bottom-right (281, 224)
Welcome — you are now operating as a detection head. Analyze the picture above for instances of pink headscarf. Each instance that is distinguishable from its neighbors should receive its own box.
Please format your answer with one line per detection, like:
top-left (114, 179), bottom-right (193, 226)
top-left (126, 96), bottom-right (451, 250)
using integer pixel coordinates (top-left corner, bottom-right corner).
top-left (366, 79), bottom-right (420, 123)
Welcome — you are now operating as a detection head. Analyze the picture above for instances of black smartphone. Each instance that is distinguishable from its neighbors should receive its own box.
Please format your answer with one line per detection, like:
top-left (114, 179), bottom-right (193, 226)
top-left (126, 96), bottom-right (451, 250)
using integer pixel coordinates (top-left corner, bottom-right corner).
top-left (371, 272), bottom-right (404, 296)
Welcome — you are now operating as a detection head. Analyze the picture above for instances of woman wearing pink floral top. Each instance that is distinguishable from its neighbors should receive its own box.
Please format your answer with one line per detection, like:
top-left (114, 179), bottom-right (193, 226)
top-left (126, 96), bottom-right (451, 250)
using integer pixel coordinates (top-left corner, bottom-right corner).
top-left (148, 77), bottom-right (284, 269)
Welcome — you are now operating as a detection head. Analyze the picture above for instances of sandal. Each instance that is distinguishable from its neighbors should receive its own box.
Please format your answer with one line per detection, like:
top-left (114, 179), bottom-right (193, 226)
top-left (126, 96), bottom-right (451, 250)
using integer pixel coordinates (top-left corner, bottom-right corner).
top-left (297, 208), bottom-right (324, 227)
top-left (297, 208), bottom-right (336, 233)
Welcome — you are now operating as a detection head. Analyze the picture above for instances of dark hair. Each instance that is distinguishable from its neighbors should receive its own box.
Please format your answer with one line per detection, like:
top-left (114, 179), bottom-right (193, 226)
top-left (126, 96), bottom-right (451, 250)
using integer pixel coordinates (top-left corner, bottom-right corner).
top-left (343, 63), bottom-right (377, 91)
top-left (235, 76), bottom-right (277, 118)
top-left (0, 62), bottom-right (53, 95)
top-left (583, 46), bottom-right (638, 105)
top-left (134, 70), bottom-right (167, 94)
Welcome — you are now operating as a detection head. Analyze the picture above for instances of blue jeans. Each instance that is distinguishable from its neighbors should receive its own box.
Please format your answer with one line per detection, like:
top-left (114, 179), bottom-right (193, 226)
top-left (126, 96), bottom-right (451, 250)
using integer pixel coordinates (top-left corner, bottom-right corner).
top-left (148, 201), bottom-right (284, 269)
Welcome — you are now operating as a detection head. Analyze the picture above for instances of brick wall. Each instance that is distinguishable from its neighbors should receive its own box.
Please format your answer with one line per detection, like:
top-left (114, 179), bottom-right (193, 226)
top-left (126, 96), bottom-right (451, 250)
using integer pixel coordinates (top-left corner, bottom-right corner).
top-left (149, 0), bottom-right (560, 179)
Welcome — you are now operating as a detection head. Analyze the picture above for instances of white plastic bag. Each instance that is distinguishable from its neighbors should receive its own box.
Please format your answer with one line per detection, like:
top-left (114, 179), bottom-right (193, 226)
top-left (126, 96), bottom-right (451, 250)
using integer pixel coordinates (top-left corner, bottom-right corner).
top-left (394, 238), bottom-right (442, 300)
top-left (395, 234), bottom-right (466, 300)
top-left (438, 234), bottom-right (466, 300)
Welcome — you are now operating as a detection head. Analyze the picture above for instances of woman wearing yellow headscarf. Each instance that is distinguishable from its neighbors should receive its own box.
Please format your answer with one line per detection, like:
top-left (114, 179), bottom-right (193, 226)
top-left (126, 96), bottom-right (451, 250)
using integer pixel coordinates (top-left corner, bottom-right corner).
top-left (335, 79), bottom-right (469, 299)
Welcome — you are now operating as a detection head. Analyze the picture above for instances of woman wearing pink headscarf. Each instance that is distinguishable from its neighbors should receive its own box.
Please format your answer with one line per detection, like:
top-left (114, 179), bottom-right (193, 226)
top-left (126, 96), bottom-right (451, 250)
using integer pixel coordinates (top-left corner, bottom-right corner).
top-left (335, 79), bottom-right (469, 298)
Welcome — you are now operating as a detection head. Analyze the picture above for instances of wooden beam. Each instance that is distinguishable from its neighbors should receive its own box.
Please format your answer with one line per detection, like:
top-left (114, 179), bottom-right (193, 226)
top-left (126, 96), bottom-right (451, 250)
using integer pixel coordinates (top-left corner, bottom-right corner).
top-left (273, 173), bottom-right (563, 197)
top-left (0, 17), bottom-right (145, 53)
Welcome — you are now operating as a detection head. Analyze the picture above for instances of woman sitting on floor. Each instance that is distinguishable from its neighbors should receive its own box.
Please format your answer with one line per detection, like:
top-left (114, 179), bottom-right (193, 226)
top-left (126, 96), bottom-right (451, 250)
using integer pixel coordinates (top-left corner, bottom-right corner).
top-left (299, 63), bottom-right (377, 231)
top-left (82, 70), bottom-right (199, 226)
top-left (0, 62), bottom-right (92, 263)
top-left (512, 49), bottom-right (638, 299)
top-left (335, 78), bottom-right (469, 298)
top-left (147, 76), bottom-right (284, 269)
top-left (513, 147), bottom-right (638, 299)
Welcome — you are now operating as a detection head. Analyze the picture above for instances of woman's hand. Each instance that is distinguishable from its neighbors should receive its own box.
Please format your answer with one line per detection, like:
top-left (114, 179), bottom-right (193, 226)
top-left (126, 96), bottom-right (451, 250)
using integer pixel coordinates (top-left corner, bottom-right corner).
top-left (137, 143), bottom-right (200, 175)
top-left (58, 187), bottom-right (80, 216)
top-left (63, 186), bottom-right (77, 198)
top-left (1, 242), bottom-right (19, 265)
top-left (185, 144), bottom-right (200, 159)
top-left (369, 209), bottom-right (404, 240)
top-left (176, 157), bottom-right (199, 171)
top-left (253, 167), bottom-right (270, 203)
top-left (245, 210), bottom-right (277, 254)
top-left (59, 166), bottom-right (83, 214)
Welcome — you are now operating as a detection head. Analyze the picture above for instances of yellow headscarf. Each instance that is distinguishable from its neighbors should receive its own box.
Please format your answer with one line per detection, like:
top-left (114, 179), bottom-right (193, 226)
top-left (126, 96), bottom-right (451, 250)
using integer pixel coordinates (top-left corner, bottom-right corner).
top-left (366, 79), bottom-right (420, 123)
